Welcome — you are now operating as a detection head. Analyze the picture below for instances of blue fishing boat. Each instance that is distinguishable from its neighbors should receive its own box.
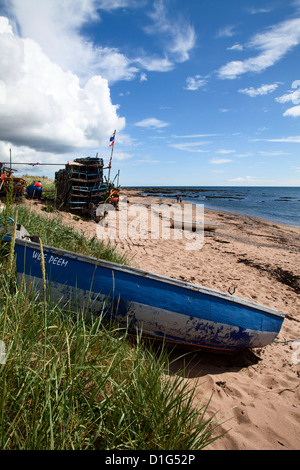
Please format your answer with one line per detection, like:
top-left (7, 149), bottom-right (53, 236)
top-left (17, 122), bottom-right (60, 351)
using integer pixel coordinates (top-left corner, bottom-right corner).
top-left (11, 237), bottom-right (285, 352)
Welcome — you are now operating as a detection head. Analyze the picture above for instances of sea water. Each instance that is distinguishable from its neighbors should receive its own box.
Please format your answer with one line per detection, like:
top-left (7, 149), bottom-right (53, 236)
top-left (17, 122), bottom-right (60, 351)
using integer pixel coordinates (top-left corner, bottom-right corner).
top-left (139, 187), bottom-right (300, 228)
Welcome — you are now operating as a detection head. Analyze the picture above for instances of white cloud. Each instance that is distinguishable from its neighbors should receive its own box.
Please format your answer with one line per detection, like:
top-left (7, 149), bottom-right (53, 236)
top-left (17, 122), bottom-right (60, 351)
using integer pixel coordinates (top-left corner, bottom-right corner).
top-left (228, 175), bottom-right (281, 185)
top-left (135, 55), bottom-right (174, 73)
top-left (0, 17), bottom-right (13, 34)
top-left (216, 25), bottom-right (237, 38)
top-left (239, 83), bottom-right (279, 97)
top-left (184, 75), bottom-right (207, 91)
top-left (139, 72), bottom-right (147, 82)
top-left (247, 8), bottom-right (273, 14)
top-left (5, 0), bottom-right (143, 82)
top-left (236, 153), bottom-right (252, 158)
top-left (276, 87), bottom-right (300, 105)
top-left (0, 141), bottom-right (73, 176)
top-left (170, 142), bottom-right (210, 153)
top-left (113, 152), bottom-right (135, 161)
top-left (218, 17), bottom-right (300, 79)
top-left (255, 136), bottom-right (300, 143)
top-left (134, 118), bottom-right (169, 129)
top-left (0, 16), bottom-right (125, 154)
top-left (7, 0), bottom-right (196, 83)
top-left (259, 151), bottom-right (290, 156)
top-left (7, 0), bottom-right (141, 84)
top-left (172, 134), bottom-right (221, 138)
top-left (96, 0), bottom-right (144, 11)
top-left (283, 105), bottom-right (300, 117)
top-left (228, 176), bottom-right (255, 182)
top-left (227, 43), bottom-right (243, 51)
top-left (276, 84), bottom-right (300, 117)
top-left (216, 149), bottom-right (235, 154)
top-left (210, 158), bottom-right (232, 164)
top-left (144, 0), bottom-right (196, 63)
top-left (136, 155), bottom-right (159, 164)
top-left (8, 0), bottom-right (99, 79)
top-left (7, 0), bottom-right (178, 83)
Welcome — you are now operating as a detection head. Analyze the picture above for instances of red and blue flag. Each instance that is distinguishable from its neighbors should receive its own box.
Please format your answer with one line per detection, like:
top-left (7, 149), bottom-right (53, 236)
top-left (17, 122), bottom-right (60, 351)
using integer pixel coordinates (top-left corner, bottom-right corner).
top-left (109, 132), bottom-right (115, 147)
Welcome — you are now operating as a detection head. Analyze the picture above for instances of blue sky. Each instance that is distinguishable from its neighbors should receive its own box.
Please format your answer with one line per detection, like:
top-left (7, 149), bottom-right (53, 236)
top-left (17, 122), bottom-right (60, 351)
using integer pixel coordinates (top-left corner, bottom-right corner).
top-left (0, 0), bottom-right (299, 186)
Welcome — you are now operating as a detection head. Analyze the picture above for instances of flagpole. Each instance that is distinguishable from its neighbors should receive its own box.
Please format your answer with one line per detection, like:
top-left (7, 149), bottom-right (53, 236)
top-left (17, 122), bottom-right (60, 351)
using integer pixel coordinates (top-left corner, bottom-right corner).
top-left (108, 129), bottom-right (116, 185)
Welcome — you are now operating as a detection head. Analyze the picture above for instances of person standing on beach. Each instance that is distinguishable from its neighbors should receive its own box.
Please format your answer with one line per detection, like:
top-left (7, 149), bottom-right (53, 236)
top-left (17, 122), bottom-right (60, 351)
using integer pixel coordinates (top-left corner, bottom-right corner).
top-left (177, 195), bottom-right (180, 203)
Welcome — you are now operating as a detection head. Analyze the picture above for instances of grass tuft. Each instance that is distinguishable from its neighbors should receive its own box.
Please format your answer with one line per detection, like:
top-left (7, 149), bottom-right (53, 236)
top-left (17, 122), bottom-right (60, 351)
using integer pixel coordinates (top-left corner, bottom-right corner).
top-left (11, 205), bottom-right (128, 265)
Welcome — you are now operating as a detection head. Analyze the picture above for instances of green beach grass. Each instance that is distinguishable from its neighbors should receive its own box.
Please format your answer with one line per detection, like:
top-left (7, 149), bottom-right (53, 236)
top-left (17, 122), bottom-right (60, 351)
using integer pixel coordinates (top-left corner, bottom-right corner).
top-left (22, 175), bottom-right (56, 200)
top-left (0, 199), bottom-right (222, 450)
top-left (11, 205), bottom-right (128, 264)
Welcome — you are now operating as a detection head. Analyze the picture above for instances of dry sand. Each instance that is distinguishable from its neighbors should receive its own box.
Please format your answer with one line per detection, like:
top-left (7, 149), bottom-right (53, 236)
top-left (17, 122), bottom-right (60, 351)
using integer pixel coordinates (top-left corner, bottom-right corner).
top-left (26, 189), bottom-right (300, 450)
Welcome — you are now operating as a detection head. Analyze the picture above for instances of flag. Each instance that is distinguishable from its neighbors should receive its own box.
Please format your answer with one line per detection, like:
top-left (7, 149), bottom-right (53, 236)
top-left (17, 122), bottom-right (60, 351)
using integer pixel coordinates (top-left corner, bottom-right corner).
top-left (109, 132), bottom-right (115, 147)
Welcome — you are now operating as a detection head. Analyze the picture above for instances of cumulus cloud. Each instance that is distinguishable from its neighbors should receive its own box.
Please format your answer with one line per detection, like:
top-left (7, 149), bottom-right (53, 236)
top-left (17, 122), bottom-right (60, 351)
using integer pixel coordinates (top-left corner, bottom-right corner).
top-left (7, 0), bottom-right (140, 83)
top-left (0, 141), bottom-right (71, 176)
top-left (7, 0), bottom-right (196, 81)
top-left (0, 16), bottom-right (125, 154)
top-left (218, 17), bottom-right (300, 79)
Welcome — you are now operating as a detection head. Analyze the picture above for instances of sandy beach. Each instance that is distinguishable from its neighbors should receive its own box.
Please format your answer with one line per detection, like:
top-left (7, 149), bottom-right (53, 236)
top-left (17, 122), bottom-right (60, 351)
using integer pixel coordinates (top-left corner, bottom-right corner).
top-left (26, 188), bottom-right (300, 450)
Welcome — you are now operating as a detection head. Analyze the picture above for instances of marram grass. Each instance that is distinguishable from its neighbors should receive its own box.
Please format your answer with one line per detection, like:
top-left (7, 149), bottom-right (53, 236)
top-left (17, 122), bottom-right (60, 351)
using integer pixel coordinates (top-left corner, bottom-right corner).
top-left (10, 205), bottom-right (128, 265)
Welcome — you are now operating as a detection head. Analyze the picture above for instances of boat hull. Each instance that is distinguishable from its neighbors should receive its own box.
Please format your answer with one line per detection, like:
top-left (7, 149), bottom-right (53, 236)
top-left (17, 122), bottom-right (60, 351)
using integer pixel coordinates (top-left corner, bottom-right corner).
top-left (13, 239), bottom-right (285, 352)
